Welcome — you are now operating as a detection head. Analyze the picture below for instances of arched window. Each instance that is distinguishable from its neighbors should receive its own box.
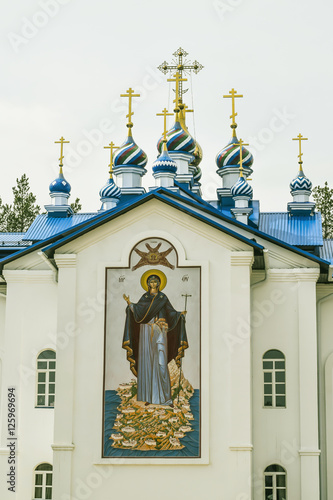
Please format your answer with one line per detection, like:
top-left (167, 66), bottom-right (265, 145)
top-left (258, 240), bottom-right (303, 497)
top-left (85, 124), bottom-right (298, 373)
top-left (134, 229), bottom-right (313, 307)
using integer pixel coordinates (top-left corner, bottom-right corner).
top-left (36, 350), bottom-right (56, 408)
top-left (263, 350), bottom-right (286, 408)
top-left (33, 463), bottom-right (53, 499)
top-left (264, 464), bottom-right (287, 500)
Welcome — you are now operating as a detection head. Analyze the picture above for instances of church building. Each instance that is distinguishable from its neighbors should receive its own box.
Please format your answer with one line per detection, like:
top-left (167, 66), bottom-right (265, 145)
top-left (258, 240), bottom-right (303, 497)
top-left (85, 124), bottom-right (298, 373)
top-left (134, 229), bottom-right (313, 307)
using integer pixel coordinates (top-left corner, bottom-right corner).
top-left (0, 48), bottom-right (333, 500)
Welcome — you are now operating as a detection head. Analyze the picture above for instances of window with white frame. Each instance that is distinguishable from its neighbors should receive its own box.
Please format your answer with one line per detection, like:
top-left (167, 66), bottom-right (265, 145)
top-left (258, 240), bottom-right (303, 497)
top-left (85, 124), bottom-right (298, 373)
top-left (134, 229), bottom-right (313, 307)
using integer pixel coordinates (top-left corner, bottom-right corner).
top-left (33, 463), bottom-right (53, 499)
top-left (264, 464), bottom-right (287, 500)
top-left (263, 350), bottom-right (286, 408)
top-left (36, 350), bottom-right (56, 407)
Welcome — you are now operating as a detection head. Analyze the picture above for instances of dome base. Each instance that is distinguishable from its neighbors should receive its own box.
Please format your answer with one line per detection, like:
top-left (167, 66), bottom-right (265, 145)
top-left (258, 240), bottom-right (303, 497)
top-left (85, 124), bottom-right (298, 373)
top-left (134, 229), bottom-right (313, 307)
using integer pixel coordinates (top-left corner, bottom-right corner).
top-left (287, 201), bottom-right (315, 217)
top-left (44, 204), bottom-right (74, 218)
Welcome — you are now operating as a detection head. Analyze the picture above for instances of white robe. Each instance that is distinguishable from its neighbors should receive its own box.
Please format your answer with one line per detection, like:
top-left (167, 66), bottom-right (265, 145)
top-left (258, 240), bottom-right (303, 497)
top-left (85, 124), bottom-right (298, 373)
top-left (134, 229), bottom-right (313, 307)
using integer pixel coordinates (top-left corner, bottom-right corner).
top-left (136, 317), bottom-right (172, 405)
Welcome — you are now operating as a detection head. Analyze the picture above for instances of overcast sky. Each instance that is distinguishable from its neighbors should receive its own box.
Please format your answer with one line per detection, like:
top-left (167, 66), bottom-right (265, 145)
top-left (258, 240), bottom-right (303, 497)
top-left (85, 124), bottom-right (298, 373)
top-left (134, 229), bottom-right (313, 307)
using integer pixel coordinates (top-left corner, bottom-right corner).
top-left (1, 0), bottom-right (332, 213)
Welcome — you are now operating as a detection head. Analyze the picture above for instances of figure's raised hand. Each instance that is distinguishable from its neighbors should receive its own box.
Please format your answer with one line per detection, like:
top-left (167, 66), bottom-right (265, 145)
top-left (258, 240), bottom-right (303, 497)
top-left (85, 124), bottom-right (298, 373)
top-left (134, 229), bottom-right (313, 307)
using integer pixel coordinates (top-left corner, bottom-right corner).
top-left (181, 311), bottom-right (187, 316)
top-left (123, 294), bottom-right (131, 305)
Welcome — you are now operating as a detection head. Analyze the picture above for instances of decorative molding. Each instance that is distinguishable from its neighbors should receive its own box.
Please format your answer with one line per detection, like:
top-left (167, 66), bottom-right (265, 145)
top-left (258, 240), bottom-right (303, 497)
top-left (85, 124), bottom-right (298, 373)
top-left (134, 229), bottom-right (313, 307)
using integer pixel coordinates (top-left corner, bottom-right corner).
top-left (268, 249), bottom-right (311, 269)
top-left (230, 251), bottom-right (254, 266)
top-left (54, 254), bottom-right (77, 268)
top-left (299, 449), bottom-right (321, 456)
top-left (267, 268), bottom-right (320, 282)
top-left (3, 270), bottom-right (55, 284)
top-left (51, 443), bottom-right (75, 452)
top-left (229, 445), bottom-right (253, 452)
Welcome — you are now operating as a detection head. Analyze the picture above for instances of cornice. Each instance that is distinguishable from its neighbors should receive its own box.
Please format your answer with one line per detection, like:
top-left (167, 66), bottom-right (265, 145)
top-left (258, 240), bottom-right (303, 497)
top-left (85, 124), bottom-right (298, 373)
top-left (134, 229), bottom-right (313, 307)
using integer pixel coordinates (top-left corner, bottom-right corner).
top-left (230, 251), bottom-right (254, 267)
top-left (229, 444), bottom-right (253, 452)
top-left (3, 270), bottom-right (55, 284)
top-left (267, 268), bottom-right (320, 282)
top-left (54, 253), bottom-right (77, 268)
top-left (299, 449), bottom-right (321, 456)
top-left (51, 443), bottom-right (75, 452)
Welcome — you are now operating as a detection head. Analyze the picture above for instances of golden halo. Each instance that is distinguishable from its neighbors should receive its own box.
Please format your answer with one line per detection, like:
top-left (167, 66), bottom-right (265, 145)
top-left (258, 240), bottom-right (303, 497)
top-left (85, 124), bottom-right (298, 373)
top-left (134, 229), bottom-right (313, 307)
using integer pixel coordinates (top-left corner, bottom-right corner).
top-left (140, 269), bottom-right (167, 292)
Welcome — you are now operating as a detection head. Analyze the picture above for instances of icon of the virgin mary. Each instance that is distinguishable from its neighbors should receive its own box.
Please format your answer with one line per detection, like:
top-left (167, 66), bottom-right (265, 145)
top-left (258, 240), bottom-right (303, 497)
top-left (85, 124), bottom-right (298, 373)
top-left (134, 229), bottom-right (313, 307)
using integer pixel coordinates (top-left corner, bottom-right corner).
top-left (122, 269), bottom-right (188, 406)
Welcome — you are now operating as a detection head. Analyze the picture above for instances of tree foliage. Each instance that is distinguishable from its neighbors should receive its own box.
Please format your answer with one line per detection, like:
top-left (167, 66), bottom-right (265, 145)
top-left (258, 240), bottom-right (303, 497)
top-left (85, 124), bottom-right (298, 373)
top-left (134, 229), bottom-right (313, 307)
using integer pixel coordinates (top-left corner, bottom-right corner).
top-left (0, 174), bottom-right (40, 232)
top-left (70, 197), bottom-right (82, 214)
top-left (0, 175), bottom-right (82, 233)
top-left (313, 182), bottom-right (333, 238)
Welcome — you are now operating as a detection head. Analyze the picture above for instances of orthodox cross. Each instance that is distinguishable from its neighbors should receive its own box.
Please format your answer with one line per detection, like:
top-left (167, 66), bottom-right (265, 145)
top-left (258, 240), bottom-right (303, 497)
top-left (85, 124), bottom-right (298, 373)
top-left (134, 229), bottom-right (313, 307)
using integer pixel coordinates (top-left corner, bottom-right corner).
top-left (158, 47), bottom-right (203, 103)
top-left (104, 141), bottom-right (119, 178)
top-left (292, 133), bottom-right (308, 170)
top-left (180, 102), bottom-right (193, 123)
top-left (167, 72), bottom-right (187, 113)
top-left (120, 87), bottom-right (140, 132)
top-left (54, 136), bottom-right (70, 172)
top-left (181, 293), bottom-right (192, 312)
top-left (235, 138), bottom-right (249, 177)
top-left (223, 88), bottom-right (243, 137)
top-left (156, 108), bottom-right (173, 144)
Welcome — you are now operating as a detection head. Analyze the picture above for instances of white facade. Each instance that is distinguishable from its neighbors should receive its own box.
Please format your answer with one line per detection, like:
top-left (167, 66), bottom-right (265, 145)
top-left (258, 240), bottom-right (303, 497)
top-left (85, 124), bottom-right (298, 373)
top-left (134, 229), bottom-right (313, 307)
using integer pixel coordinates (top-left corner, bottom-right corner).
top-left (0, 196), bottom-right (332, 499)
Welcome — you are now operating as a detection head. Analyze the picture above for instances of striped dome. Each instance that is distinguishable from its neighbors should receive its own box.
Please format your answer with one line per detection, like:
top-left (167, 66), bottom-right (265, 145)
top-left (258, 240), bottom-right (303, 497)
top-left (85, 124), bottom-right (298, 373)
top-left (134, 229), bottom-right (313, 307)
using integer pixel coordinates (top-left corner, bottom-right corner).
top-left (290, 170), bottom-right (312, 192)
top-left (216, 136), bottom-right (253, 169)
top-left (49, 172), bottom-right (71, 194)
top-left (157, 120), bottom-right (196, 155)
top-left (114, 134), bottom-right (147, 168)
top-left (193, 166), bottom-right (202, 183)
top-left (231, 176), bottom-right (253, 198)
top-left (152, 148), bottom-right (177, 174)
top-left (190, 141), bottom-right (203, 168)
top-left (99, 178), bottom-right (121, 200)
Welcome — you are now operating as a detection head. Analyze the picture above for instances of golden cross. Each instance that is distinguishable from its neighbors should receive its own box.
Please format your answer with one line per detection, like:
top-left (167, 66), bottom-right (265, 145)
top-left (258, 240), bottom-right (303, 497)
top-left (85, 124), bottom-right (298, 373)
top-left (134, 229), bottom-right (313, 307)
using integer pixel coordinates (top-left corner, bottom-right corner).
top-left (156, 108), bottom-right (173, 144)
top-left (120, 87), bottom-right (140, 131)
top-left (104, 141), bottom-right (119, 178)
top-left (223, 88), bottom-right (243, 136)
top-left (178, 102), bottom-right (193, 129)
top-left (235, 138), bottom-right (249, 177)
top-left (158, 47), bottom-right (203, 102)
top-left (167, 72), bottom-right (187, 113)
top-left (184, 103), bottom-right (193, 114)
top-left (292, 133), bottom-right (308, 169)
top-left (55, 136), bottom-right (70, 168)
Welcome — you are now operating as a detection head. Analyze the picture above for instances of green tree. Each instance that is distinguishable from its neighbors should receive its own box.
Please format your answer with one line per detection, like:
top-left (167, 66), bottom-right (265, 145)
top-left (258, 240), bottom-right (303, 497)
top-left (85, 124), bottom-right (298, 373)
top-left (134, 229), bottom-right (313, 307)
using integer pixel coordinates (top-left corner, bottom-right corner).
top-left (0, 174), bottom-right (40, 232)
top-left (313, 181), bottom-right (333, 238)
top-left (70, 197), bottom-right (82, 214)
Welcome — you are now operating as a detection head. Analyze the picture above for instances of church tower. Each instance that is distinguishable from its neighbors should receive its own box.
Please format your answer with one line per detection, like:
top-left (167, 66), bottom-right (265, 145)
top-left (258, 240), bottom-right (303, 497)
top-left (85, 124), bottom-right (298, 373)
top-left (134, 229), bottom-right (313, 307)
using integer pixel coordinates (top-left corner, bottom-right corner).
top-left (45, 136), bottom-right (73, 217)
top-left (112, 88), bottom-right (147, 198)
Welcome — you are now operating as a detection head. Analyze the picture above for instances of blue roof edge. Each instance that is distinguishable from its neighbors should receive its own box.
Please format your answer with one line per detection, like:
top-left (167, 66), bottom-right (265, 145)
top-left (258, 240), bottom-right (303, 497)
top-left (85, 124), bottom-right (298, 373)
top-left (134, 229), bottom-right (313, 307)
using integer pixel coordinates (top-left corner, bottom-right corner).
top-left (0, 187), bottom-right (330, 271)
top-left (41, 191), bottom-right (264, 256)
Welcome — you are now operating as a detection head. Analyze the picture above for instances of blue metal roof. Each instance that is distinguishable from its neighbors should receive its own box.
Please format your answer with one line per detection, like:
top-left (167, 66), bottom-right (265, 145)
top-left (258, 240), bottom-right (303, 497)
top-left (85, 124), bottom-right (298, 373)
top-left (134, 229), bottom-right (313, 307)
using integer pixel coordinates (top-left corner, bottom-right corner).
top-left (259, 212), bottom-right (323, 247)
top-left (23, 213), bottom-right (98, 241)
top-left (0, 188), bottom-right (329, 272)
top-left (320, 240), bottom-right (333, 264)
top-left (0, 232), bottom-right (26, 243)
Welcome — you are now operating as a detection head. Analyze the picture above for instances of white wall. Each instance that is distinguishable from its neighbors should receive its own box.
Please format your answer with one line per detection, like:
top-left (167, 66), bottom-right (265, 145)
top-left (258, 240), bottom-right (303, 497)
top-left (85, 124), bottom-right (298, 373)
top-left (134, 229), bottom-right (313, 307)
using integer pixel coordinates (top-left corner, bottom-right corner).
top-left (0, 271), bottom-right (57, 500)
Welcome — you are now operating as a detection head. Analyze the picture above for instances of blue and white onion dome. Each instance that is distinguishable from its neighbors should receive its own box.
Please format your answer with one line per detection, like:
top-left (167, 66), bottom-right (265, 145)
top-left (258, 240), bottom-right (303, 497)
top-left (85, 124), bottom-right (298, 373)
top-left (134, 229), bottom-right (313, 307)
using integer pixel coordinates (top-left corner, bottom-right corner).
top-left (216, 135), bottom-right (254, 170)
top-left (113, 133), bottom-right (148, 168)
top-left (99, 177), bottom-right (121, 200)
top-left (152, 145), bottom-right (177, 174)
top-left (289, 169), bottom-right (312, 193)
top-left (231, 176), bottom-right (253, 199)
top-left (49, 170), bottom-right (71, 194)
